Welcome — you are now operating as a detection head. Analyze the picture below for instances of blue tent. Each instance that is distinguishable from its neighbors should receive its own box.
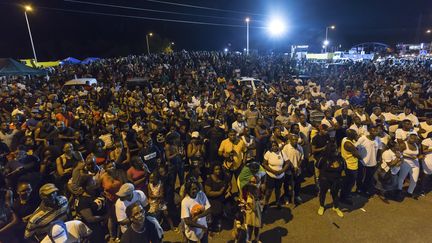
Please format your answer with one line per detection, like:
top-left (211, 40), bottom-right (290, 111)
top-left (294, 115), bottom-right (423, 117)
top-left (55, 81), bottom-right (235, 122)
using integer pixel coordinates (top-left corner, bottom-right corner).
top-left (81, 57), bottom-right (100, 64)
top-left (61, 57), bottom-right (81, 65)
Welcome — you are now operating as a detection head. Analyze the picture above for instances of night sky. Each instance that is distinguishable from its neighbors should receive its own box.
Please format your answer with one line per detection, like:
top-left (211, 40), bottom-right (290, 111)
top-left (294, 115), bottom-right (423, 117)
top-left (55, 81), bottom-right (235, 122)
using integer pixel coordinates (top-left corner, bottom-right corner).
top-left (1, 0), bottom-right (431, 60)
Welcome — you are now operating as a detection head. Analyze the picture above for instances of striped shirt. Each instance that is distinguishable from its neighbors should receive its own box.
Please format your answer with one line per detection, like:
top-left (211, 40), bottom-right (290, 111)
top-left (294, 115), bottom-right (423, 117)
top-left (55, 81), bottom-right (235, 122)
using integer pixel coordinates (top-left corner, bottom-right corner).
top-left (25, 196), bottom-right (69, 240)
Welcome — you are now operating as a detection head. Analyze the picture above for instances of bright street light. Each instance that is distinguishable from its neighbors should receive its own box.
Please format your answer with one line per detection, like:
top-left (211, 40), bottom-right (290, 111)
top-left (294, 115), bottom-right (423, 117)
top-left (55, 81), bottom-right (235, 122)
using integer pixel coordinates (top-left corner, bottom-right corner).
top-left (24, 5), bottom-right (37, 63)
top-left (267, 17), bottom-right (286, 37)
top-left (224, 48), bottom-right (228, 52)
top-left (146, 32), bottom-right (153, 55)
top-left (245, 17), bottom-right (250, 55)
top-left (427, 29), bottom-right (431, 34)
top-left (324, 25), bottom-right (336, 52)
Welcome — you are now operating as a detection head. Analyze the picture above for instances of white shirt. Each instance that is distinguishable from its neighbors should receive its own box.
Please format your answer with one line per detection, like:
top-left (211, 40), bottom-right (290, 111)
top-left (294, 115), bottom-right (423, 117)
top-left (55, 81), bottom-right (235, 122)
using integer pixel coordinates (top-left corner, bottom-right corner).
top-left (181, 191), bottom-right (211, 241)
top-left (398, 113), bottom-right (419, 127)
top-left (40, 220), bottom-right (92, 243)
top-left (264, 151), bottom-right (286, 179)
top-left (282, 143), bottom-right (304, 170)
top-left (395, 129), bottom-right (417, 141)
top-left (422, 138), bottom-right (432, 175)
top-left (349, 124), bottom-right (369, 137)
top-left (298, 122), bottom-right (312, 143)
top-left (115, 190), bottom-right (148, 233)
top-left (382, 112), bottom-right (400, 133)
top-left (356, 135), bottom-right (382, 167)
top-left (381, 150), bottom-right (400, 175)
top-left (232, 121), bottom-right (247, 136)
top-left (419, 122), bottom-right (432, 138)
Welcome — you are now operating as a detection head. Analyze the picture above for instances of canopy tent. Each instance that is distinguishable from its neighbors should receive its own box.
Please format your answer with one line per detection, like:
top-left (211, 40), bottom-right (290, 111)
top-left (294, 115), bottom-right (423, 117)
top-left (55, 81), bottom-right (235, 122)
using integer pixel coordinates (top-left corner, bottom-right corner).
top-left (0, 58), bottom-right (47, 76)
top-left (61, 57), bottom-right (81, 65)
top-left (81, 57), bottom-right (100, 64)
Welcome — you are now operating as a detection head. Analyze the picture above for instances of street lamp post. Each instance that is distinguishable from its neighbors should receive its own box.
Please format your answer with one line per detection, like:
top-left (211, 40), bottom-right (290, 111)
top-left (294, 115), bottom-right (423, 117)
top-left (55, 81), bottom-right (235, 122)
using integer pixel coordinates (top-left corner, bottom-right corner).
top-left (146, 32), bottom-right (153, 55)
top-left (24, 5), bottom-right (37, 63)
top-left (324, 25), bottom-right (335, 53)
top-left (245, 17), bottom-right (250, 55)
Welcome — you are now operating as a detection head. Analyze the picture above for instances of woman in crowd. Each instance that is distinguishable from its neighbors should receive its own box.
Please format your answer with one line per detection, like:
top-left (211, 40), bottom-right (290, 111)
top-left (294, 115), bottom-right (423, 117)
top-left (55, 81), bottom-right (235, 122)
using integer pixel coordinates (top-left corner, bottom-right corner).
top-left (263, 141), bottom-right (289, 209)
top-left (204, 164), bottom-right (230, 232)
top-left (127, 156), bottom-right (150, 193)
top-left (316, 143), bottom-right (344, 217)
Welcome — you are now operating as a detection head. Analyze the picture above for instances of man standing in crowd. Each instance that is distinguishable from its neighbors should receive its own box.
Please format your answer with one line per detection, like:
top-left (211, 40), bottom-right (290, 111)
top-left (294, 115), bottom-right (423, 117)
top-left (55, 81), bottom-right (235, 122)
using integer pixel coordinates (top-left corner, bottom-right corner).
top-left (25, 183), bottom-right (69, 241)
top-left (115, 183), bottom-right (149, 234)
top-left (356, 125), bottom-right (383, 197)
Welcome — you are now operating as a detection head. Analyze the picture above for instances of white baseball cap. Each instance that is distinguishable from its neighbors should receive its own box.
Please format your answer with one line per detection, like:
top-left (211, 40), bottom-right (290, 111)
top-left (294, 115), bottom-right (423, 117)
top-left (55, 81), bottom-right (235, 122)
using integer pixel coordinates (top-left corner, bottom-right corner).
top-left (50, 224), bottom-right (68, 243)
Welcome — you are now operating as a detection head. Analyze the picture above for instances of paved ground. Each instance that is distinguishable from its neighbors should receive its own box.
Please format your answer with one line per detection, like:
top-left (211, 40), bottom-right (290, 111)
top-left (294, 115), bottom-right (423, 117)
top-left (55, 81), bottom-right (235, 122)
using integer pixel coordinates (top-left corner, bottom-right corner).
top-left (163, 176), bottom-right (432, 243)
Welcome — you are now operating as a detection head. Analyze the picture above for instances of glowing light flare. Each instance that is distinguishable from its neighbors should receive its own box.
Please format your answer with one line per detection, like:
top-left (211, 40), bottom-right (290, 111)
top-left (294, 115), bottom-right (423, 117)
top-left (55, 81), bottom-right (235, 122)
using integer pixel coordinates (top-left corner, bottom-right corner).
top-left (24, 5), bottom-right (32, 11)
top-left (267, 17), bottom-right (286, 37)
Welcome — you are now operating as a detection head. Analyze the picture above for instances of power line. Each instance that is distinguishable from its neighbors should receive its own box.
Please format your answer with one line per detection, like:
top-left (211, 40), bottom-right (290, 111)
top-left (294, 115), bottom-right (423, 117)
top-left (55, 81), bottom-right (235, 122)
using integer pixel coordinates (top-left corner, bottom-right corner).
top-left (146, 0), bottom-right (267, 17)
top-left (38, 6), bottom-right (265, 28)
top-left (64, 0), bottom-right (260, 23)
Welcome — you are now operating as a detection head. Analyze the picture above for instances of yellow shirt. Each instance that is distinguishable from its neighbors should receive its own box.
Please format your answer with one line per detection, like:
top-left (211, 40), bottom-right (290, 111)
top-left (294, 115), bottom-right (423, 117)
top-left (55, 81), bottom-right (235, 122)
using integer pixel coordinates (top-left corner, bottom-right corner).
top-left (218, 138), bottom-right (246, 170)
top-left (341, 137), bottom-right (358, 170)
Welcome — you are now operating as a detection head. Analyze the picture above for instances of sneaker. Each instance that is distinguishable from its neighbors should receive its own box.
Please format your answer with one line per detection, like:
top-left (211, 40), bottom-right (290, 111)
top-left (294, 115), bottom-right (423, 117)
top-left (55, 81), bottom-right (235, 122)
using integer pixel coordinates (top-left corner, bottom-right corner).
top-left (294, 196), bottom-right (303, 205)
top-left (317, 206), bottom-right (325, 216)
top-left (332, 207), bottom-right (344, 218)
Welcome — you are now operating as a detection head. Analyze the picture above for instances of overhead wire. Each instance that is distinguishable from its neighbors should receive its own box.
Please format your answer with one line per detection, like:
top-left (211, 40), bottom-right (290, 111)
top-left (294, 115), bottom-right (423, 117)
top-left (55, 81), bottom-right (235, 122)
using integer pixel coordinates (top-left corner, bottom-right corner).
top-left (38, 6), bottom-right (266, 28)
top-left (146, 0), bottom-right (267, 17)
top-left (64, 0), bottom-right (264, 23)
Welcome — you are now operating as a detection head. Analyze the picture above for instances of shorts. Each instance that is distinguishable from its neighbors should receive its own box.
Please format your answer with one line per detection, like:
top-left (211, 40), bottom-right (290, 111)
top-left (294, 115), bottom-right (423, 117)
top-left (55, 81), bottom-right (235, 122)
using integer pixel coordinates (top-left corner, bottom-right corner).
top-left (265, 175), bottom-right (283, 190)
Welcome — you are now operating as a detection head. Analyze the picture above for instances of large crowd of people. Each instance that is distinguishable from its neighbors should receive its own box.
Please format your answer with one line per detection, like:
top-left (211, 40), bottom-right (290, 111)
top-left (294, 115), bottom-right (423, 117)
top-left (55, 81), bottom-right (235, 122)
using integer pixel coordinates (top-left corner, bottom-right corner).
top-left (0, 51), bottom-right (432, 243)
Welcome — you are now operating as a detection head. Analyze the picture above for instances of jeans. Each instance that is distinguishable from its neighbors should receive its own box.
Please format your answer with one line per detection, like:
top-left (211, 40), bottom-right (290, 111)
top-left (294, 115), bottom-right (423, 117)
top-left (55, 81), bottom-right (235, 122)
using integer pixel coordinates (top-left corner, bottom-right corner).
top-left (319, 176), bottom-right (341, 208)
top-left (341, 169), bottom-right (358, 199)
top-left (356, 163), bottom-right (376, 193)
top-left (283, 172), bottom-right (302, 200)
top-left (170, 156), bottom-right (185, 185)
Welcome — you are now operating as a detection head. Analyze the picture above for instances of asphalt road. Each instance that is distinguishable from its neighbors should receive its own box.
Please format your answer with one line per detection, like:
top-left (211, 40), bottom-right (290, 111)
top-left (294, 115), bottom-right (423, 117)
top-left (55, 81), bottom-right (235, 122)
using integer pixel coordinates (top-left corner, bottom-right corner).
top-left (163, 176), bottom-right (432, 243)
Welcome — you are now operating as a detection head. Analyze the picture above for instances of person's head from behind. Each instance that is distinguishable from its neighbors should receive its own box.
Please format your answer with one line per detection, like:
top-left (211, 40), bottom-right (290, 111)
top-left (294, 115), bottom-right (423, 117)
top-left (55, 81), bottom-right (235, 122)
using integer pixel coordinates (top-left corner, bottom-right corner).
top-left (324, 143), bottom-right (338, 157)
top-left (248, 161), bottom-right (260, 175)
top-left (346, 129), bottom-right (358, 141)
top-left (319, 124), bottom-right (328, 135)
top-left (126, 202), bottom-right (146, 226)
